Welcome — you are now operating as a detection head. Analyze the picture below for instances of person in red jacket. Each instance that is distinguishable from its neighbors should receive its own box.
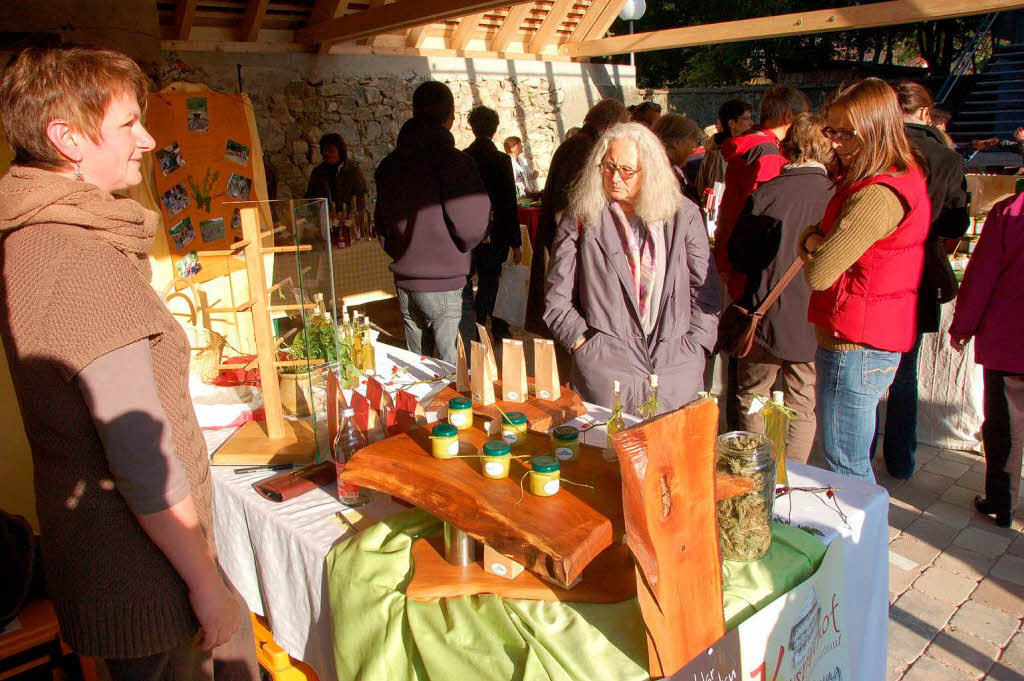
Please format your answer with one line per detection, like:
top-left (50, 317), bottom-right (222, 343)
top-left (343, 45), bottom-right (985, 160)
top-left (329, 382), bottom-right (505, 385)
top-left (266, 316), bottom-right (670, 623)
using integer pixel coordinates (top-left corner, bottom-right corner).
top-left (716, 85), bottom-right (810, 301)
top-left (949, 193), bottom-right (1024, 528)
top-left (799, 78), bottom-right (930, 482)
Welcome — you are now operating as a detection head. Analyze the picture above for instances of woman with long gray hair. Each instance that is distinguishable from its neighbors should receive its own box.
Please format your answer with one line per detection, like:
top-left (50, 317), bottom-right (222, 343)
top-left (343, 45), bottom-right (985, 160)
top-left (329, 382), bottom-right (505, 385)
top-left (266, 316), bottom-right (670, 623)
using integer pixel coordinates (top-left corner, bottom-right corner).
top-left (544, 122), bottom-right (721, 413)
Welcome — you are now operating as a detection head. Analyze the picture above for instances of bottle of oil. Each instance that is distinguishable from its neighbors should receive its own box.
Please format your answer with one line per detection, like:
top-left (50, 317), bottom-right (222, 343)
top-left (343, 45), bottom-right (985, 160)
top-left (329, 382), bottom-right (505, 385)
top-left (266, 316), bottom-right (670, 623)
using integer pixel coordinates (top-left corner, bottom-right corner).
top-left (351, 311), bottom-right (364, 370)
top-left (639, 373), bottom-right (660, 420)
top-left (605, 380), bottom-right (626, 460)
top-left (763, 390), bottom-right (791, 486)
top-left (361, 314), bottom-right (376, 374)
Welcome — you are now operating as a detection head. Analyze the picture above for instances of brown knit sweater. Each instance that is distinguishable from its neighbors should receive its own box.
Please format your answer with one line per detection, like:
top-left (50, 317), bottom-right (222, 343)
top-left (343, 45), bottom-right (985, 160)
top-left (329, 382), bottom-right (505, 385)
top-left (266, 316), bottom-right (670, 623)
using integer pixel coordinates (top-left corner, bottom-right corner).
top-left (0, 167), bottom-right (211, 657)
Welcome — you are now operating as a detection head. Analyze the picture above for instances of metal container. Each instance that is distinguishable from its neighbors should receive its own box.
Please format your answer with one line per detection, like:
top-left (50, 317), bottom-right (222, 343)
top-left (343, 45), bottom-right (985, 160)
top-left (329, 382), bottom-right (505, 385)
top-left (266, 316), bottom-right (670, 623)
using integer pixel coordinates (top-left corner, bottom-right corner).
top-left (443, 522), bottom-right (476, 566)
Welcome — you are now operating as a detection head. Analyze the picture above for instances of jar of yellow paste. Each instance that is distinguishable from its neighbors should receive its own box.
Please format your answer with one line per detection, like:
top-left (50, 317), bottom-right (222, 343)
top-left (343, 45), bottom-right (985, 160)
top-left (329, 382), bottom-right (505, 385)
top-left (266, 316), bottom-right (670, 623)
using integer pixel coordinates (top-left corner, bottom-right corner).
top-left (529, 456), bottom-right (561, 496)
top-left (448, 397), bottom-right (473, 431)
top-left (482, 441), bottom-right (511, 479)
top-left (501, 411), bottom-right (528, 448)
top-left (551, 425), bottom-right (580, 462)
top-left (430, 423), bottom-right (459, 459)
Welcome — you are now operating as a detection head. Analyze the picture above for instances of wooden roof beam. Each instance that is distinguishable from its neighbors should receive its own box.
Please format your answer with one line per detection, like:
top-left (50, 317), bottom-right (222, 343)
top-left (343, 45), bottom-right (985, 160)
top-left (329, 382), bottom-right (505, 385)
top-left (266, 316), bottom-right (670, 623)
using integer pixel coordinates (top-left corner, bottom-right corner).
top-left (579, 0), bottom-right (623, 41)
top-left (240, 0), bottom-right (271, 42)
top-left (406, 24), bottom-right (430, 48)
top-left (311, 0), bottom-right (353, 53)
top-left (450, 11), bottom-right (488, 51)
top-left (490, 4), bottom-right (531, 52)
top-left (528, 0), bottom-right (575, 54)
top-left (173, 0), bottom-right (199, 41)
top-left (563, 0), bottom-right (1024, 58)
top-left (297, 0), bottom-right (532, 48)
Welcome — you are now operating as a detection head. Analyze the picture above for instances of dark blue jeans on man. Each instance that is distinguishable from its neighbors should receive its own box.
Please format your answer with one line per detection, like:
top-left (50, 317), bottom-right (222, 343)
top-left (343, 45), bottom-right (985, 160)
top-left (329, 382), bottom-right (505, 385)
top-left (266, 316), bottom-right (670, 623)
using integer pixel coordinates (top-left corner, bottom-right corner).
top-left (397, 283), bottom-right (475, 367)
top-left (816, 346), bottom-right (900, 483)
top-left (875, 334), bottom-right (924, 479)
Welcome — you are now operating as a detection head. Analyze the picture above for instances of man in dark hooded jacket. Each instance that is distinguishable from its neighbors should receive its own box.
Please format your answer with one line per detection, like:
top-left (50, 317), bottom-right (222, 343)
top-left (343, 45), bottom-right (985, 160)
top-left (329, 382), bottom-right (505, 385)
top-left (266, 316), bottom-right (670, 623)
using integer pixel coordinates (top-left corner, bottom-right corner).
top-left (375, 81), bottom-right (490, 365)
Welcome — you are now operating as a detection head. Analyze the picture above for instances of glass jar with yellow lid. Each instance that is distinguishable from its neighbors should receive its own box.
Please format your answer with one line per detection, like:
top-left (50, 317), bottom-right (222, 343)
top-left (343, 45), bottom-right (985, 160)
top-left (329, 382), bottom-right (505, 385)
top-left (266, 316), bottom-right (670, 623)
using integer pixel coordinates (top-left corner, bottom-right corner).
top-left (481, 441), bottom-right (511, 479)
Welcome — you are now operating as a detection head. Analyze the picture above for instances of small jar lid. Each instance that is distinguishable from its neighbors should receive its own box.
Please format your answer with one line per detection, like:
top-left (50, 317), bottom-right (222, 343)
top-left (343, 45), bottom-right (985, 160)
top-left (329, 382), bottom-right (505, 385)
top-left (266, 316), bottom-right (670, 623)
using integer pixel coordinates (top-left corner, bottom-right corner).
top-left (449, 397), bottom-right (473, 410)
top-left (432, 423), bottom-right (458, 438)
top-left (532, 455), bottom-right (560, 473)
top-left (502, 411), bottom-right (528, 425)
top-left (552, 425), bottom-right (579, 441)
top-left (483, 441), bottom-right (511, 456)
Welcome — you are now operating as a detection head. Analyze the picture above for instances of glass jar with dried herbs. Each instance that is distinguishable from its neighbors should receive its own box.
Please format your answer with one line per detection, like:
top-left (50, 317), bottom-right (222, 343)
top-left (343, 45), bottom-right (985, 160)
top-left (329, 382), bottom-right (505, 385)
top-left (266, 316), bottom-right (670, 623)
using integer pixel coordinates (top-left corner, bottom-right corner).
top-left (716, 431), bottom-right (776, 562)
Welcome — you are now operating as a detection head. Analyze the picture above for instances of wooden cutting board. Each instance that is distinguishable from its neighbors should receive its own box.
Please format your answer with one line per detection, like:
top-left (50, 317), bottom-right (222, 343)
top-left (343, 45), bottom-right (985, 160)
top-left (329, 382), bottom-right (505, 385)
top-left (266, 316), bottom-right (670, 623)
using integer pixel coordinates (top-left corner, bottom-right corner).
top-left (424, 382), bottom-right (588, 433)
top-left (341, 425), bottom-right (617, 587)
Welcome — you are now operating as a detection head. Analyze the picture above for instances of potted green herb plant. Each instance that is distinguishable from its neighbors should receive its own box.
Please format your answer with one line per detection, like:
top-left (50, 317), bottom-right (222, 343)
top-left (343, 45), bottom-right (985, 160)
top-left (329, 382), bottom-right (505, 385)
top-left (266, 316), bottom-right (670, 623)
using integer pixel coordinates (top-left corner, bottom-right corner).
top-left (279, 316), bottom-right (360, 416)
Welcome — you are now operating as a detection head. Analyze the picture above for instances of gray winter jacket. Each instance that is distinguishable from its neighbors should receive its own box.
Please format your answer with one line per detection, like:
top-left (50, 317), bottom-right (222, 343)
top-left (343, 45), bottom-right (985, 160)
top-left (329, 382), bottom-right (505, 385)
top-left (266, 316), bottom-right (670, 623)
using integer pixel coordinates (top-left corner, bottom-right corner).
top-left (543, 201), bottom-right (721, 413)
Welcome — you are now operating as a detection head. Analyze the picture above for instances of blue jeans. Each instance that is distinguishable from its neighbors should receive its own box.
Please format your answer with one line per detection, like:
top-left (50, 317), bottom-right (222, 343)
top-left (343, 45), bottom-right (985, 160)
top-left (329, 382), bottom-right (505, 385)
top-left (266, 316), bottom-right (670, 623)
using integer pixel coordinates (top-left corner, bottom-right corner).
top-left (875, 334), bottom-right (923, 479)
top-left (816, 346), bottom-right (900, 483)
top-left (396, 284), bottom-right (474, 367)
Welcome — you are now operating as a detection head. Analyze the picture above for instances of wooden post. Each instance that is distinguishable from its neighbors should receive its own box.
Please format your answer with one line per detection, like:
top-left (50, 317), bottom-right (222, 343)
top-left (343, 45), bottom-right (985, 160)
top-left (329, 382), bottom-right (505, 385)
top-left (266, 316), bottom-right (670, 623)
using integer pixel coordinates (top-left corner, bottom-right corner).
top-left (240, 206), bottom-right (286, 439)
top-left (475, 322), bottom-right (498, 378)
top-left (456, 332), bottom-right (471, 392)
top-left (471, 340), bottom-right (496, 405)
top-left (533, 338), bottom-right (561, 401)
top-left (501, 339), bottom-right (528, 402)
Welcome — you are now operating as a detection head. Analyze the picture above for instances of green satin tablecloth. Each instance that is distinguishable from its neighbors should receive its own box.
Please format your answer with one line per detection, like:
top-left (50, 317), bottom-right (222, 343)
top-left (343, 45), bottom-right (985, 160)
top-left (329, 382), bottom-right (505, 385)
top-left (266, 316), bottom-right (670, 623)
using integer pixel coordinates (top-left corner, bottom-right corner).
top-left (326, 510), bottom-right (825, 681)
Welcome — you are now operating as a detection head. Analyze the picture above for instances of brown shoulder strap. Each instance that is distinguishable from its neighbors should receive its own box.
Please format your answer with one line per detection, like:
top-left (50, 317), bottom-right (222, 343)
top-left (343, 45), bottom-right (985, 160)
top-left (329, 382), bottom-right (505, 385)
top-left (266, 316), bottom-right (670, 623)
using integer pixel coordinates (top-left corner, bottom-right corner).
top-left (753, 258), bottom-right (804, 316)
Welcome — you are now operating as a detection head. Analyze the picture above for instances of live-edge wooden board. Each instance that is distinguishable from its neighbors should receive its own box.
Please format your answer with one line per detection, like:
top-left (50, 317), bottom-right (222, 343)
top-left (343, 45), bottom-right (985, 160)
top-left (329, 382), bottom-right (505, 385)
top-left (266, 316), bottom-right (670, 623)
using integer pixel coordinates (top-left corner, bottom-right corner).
top-left (424, 381), bottom-right (588, 434)
top-left (341, 425), bottom-right (617, 587)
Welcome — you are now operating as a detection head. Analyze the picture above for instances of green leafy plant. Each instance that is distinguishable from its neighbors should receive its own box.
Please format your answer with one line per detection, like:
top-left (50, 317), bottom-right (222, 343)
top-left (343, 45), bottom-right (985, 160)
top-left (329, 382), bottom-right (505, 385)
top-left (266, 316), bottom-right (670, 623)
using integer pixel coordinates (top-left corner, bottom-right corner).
top-left (280, 316), bottom-right (360, 388)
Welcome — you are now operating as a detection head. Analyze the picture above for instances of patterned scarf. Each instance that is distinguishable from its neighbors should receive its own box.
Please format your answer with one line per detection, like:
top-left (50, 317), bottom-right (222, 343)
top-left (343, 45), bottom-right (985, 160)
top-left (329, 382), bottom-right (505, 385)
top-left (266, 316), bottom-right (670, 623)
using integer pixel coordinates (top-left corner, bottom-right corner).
top-left (608, 201), bottom-right (659, 323)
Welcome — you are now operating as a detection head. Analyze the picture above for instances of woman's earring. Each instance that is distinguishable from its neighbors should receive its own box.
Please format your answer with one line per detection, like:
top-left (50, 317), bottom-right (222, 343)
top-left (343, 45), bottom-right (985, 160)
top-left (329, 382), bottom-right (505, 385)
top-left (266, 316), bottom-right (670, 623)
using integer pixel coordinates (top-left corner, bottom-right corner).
top-left (73, 162), bottom-right (85, 182)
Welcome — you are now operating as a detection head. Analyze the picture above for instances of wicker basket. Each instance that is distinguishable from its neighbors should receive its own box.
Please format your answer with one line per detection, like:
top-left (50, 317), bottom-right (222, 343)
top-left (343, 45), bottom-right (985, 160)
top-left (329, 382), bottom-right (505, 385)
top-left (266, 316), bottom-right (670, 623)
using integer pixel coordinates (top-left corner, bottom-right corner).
top-left (185, 325), bottom-right (227, 382)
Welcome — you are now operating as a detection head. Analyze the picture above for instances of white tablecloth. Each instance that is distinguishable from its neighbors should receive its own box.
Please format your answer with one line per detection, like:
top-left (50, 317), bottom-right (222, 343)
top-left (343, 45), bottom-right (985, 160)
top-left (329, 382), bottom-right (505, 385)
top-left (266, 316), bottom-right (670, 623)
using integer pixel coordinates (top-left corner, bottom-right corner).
top-left (206, 344), bottom-right (888, 681)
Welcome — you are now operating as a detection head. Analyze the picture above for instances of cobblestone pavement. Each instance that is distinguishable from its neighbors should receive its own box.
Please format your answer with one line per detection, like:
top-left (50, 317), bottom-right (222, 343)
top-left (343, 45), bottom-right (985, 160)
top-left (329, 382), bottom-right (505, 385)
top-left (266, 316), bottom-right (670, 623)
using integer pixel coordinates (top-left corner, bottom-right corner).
top-left (875, 446), bottom-right (1024, 681)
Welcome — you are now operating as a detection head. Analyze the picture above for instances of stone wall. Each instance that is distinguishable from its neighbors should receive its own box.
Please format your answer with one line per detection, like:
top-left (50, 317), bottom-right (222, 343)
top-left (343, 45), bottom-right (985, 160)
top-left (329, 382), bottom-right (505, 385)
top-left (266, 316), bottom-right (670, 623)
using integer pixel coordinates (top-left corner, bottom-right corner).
top-left (162, 52), bottom-right (638, 203)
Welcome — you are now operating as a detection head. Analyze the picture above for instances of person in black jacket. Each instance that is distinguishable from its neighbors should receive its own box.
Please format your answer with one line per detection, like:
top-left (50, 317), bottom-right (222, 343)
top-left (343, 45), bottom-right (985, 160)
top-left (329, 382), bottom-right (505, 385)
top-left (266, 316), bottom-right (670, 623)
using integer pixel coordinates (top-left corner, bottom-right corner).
top-left (306, 133), bottom-right (368, 214)
top-left (464, 106), bottom-right (523, 342)
top-left (727, 113), bottom-right (835, 465)
top-left (375, 81), bottom-right (490, 366)
top-left (876, 82), bottom-right (970, 479)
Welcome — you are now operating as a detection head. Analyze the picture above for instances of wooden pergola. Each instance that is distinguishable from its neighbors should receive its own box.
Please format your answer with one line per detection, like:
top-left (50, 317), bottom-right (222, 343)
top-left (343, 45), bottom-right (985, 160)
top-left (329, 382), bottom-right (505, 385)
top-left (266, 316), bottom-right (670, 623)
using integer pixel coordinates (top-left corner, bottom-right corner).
top-left (158, 0), bottom-right (1024, 62)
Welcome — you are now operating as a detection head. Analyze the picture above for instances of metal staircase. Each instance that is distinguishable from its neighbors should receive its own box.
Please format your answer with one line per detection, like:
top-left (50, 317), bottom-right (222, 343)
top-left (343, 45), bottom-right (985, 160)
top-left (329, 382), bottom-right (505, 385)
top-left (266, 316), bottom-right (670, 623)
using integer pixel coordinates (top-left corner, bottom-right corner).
top-left (949, 41), bottom-right (1024, 143)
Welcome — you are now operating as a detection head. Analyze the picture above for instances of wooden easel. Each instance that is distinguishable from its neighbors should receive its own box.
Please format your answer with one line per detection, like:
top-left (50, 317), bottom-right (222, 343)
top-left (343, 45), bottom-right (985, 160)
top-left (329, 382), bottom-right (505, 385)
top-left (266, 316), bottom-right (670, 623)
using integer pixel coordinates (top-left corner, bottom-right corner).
top-left (204, 205), bottom-right (322, 465)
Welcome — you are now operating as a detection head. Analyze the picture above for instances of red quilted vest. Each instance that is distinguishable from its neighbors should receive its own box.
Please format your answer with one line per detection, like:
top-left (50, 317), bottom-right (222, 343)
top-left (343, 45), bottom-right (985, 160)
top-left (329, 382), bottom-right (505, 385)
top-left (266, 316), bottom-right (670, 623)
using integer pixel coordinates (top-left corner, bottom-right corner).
top-left (807, 166), bottom-right (930, 352)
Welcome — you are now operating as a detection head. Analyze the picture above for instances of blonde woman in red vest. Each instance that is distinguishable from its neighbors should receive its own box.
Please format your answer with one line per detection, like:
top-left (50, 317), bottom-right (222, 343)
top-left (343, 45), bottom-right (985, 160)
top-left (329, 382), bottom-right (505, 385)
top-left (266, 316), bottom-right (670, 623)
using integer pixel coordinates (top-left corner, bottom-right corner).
top-left (798, 78), bottom-right (931, 482)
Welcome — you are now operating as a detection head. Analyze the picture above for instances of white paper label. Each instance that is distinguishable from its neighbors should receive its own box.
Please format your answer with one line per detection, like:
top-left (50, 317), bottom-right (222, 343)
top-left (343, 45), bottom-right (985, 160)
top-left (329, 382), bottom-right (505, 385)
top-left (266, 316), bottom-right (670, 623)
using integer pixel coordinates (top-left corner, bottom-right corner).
top-left (489, 562), bottom-right (508, 576)
top-left (484, 461), bottom-right (504, 477)
top-left (543, 479), bottom-right (560, 495)
top-left (448, 441), bottom-right (459, 455)
top-left (449, 412), bottom-right (467, 426)
top-left (507, 390), bottom-right (519, 400)
top-left (747, 395), bottom-right (766, 415)
top-left (555, 446), bottom-right (574, 461)
top-left (502, 429), bottom-right (518, 444)
top-left (539, 389), bottom-right (551, 399)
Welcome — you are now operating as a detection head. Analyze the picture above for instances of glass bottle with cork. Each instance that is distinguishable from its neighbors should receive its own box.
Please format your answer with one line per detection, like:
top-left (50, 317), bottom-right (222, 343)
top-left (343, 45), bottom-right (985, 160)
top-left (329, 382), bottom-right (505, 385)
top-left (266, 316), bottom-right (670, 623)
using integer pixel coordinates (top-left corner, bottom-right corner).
top-left (639, 373), bottom-right (659, 420)
top-left (360, 314), bottom-right (376, 374)
top-left (334, 408), bottom-right (370, 507)
top-left (762, 390), bottom-right (791, 486)
top-left (605, 380), bottom-right (626, 459)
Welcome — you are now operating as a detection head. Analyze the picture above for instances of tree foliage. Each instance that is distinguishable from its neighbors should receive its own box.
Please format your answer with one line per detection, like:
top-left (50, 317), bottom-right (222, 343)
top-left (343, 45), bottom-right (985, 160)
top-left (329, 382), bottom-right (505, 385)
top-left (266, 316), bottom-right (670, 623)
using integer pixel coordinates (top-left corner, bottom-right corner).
top-left (610, 0), bottom-right (987, 88)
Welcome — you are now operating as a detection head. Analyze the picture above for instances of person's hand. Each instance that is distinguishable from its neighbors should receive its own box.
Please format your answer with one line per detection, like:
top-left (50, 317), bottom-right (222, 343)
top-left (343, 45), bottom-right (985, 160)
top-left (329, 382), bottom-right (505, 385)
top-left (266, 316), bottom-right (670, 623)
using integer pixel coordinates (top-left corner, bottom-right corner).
top-left (949, 334), bottom-right (970, 352)
top-left (1015, 127), bottom-right (1024, 143)
top-left (511, 247), bottom-right (523, 265)
top-left (190, 574), bottom-right (241, 650)
top-left (531, 170), bottom-right (539, 180)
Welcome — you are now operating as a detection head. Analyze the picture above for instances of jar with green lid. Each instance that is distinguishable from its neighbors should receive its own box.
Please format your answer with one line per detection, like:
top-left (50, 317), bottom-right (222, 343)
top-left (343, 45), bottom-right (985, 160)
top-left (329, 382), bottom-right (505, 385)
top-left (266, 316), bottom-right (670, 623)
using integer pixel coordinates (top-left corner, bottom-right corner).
top-left (715, 431), bottom-right (776, 562)
top-left (448, 397), bottom-right (473, 431)
top-left (551, 425), bottom-right (580, 462)
top-left (430, 423), bottom-right (460, 459)
top-left (529, 456), bottom-right (561, 496)
top-left (501, 411), bottom-right (528, 448)
top-left (481, 441), bottom-right (511, 479)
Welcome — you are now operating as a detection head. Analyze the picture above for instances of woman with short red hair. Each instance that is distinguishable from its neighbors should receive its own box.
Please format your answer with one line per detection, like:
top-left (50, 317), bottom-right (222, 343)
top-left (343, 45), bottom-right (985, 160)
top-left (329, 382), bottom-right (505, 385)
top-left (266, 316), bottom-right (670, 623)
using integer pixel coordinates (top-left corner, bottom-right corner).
top-left (0, 47), bottom-right (256, 679)
top-left (799, 78), bottom-right (931, 482)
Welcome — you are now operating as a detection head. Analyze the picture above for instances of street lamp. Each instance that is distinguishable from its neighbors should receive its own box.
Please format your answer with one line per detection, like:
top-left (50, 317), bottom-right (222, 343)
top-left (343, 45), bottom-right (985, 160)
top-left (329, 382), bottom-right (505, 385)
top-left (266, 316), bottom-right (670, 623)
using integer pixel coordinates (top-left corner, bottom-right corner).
top-left (618, 0), bottom-right (646, 67)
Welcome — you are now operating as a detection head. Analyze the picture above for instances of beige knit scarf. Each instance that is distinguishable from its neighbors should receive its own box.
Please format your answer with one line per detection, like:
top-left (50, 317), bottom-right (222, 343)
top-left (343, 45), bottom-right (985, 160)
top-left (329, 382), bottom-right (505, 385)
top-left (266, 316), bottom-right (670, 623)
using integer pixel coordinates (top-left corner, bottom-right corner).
top-left (0, 166), bottom-right (158, 280)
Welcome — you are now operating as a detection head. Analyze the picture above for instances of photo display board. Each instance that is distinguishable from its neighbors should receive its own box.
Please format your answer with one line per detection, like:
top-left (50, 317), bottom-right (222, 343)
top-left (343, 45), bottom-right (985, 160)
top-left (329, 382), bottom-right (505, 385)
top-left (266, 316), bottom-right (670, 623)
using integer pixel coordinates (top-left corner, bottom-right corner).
top-left (146, 91), bottom-right (257, 277)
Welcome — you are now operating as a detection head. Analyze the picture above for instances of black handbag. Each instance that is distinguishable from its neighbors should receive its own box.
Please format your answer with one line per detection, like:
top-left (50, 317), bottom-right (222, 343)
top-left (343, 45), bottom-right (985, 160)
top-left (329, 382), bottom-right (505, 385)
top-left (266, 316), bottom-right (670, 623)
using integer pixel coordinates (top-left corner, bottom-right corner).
top-left (716, 258), bottom-right (803, 358)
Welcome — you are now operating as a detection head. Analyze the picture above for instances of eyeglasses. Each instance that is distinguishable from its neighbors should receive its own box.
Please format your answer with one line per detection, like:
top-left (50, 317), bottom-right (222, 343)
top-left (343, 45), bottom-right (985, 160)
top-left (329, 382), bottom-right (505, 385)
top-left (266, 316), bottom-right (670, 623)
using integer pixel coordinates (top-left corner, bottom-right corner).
top-left (599, 162), bottom-right (641, 180)
top-left (822, 126), bottom-right (858, 142)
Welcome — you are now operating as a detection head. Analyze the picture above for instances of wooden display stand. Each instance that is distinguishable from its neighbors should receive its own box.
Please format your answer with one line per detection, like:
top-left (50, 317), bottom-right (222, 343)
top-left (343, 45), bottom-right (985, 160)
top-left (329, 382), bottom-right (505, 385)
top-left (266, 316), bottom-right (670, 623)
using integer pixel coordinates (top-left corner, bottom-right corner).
top-left (206, 206), bottom-right (320, 465)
